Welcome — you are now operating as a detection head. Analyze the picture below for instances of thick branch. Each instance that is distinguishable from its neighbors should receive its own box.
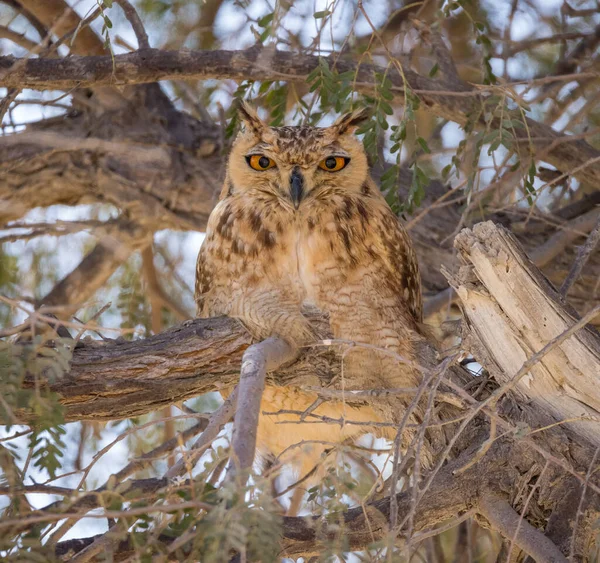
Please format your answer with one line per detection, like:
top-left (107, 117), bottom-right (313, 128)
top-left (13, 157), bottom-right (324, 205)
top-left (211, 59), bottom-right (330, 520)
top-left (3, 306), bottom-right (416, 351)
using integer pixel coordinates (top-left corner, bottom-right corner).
top-left (1, 48), bottom-right (599, 186)
top-left (19, 315), bottom-right (334, 423)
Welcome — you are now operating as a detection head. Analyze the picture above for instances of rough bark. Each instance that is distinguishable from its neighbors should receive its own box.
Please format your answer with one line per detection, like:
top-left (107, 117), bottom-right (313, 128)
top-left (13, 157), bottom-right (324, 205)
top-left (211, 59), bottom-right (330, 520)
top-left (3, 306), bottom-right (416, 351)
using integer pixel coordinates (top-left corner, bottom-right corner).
top-left (25, 314), bottom-right (336, 422)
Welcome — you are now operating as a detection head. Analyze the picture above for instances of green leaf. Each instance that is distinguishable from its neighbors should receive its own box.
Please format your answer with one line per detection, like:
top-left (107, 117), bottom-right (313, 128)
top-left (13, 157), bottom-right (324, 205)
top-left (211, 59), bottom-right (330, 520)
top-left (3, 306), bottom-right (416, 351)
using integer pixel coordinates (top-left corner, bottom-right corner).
top-left (428, 63), bottom-right (439, 78)
top-left (416, 137), bottom-right (431, 154)
top-left (377, 112), bottom-right (389, 130)
top-left (257, 13), bottom-right (274, 27)
top-left (379, 101), bottom-right (394, 115)
top-left (380, 165), bottom-right (398, 181)
top-left (313, 10), bottom-right (331, 18)
top-left (308, 78), bottom-right (322, 92)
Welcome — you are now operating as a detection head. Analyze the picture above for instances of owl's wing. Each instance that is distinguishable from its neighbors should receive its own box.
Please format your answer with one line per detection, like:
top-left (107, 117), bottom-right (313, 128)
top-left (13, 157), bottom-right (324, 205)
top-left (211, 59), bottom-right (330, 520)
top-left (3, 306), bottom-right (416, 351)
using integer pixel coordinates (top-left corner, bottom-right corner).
top-left (194, 243), bottom-right (213, 315)
top-left (367, 200), bottom-right (423, 323)
top-left (194, 199), bottom-right (228, 316)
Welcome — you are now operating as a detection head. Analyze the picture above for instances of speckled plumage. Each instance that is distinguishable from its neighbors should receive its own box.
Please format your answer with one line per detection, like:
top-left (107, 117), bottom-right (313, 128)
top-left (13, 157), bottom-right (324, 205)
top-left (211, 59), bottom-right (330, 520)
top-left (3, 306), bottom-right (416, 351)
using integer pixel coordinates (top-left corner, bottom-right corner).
top-left (195, 103), bottom-right (425, 486)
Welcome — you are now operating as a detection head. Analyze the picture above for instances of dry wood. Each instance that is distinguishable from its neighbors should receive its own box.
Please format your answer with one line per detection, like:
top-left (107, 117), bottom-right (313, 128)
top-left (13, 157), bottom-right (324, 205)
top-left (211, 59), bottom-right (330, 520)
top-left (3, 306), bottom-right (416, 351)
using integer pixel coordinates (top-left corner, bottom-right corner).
top-left (447, 221), bottom-right (600, 447)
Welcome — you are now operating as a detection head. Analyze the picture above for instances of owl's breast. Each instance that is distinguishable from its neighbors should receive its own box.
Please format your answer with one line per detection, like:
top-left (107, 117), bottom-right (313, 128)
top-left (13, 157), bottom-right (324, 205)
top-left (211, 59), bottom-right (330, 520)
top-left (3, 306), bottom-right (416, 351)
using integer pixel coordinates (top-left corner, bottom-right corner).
top-left (295, 207), bottom-right (346, 309)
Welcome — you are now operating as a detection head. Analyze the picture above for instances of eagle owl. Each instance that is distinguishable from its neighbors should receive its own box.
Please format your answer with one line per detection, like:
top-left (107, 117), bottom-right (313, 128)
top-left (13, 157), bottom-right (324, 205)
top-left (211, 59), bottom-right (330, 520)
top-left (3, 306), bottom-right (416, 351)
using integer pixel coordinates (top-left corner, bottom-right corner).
top-left (195, 102), bottom-right (426, 494)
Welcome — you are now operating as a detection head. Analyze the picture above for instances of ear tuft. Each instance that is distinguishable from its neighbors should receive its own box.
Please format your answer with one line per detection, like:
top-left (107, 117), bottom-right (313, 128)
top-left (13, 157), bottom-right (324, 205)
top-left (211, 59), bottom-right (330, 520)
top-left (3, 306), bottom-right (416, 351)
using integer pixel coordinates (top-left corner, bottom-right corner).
top-left (331, 107), bottom-right (370, 135)
top-left (237, 100), bottom-right (267, 135)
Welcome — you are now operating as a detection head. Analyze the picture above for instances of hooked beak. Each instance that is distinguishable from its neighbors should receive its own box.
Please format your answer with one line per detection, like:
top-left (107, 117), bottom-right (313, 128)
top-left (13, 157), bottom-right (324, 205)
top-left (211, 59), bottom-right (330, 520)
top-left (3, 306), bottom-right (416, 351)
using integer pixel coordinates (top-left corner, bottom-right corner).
top-left (289, 168), bottom-right (304, 209)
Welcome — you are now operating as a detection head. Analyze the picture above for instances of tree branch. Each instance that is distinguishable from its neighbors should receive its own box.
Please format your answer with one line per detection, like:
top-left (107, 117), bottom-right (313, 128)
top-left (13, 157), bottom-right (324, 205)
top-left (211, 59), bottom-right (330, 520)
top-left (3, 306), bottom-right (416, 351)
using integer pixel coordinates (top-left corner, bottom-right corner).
top-left (447, 221), bottom-right (600, 447)
top-left (38, 227), bottom-right (148, 314)
top-left (0, 25), bottom-right (39, 51)
top-left (53, 455), bottom-right (481, 560)
top-left (479, 493), bottom-right (568, 563)
top-left (15, 0), bottom-right (105, 55)
top-left (226, 337), bottom-right (296, 480)
top-left (1, 48), bottom-right (599, 186)
top-left (15, 313), bottom-right (336, 423)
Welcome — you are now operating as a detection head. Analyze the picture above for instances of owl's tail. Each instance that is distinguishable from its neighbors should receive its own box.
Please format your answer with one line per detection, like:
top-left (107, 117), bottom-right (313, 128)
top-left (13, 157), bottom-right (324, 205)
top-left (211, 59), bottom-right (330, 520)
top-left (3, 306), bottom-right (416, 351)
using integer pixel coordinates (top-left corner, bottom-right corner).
top-left (255, 385), bottom-right (399, 514)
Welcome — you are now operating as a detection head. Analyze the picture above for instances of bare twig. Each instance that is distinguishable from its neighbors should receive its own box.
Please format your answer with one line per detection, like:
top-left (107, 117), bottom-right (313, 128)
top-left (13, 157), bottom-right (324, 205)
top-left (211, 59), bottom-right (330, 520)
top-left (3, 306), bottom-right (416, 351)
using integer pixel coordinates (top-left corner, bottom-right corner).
top-left (559, 212), bottom-right (600, 298)
top-left (569, 446), bottom-right (600, 561)
top-left (0, 25), bottom-right (38, 51)
top-left (114, 0), bottom-right (150, 50)
top-left (166, 387), bottom-right (239, 479)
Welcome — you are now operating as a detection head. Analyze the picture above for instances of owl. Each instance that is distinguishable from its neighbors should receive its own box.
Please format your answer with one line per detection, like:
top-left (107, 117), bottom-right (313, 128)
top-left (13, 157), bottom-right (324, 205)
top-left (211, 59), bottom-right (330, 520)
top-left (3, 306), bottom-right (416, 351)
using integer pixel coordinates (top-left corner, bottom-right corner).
top-left (195, 102), bottom-right (427, 508)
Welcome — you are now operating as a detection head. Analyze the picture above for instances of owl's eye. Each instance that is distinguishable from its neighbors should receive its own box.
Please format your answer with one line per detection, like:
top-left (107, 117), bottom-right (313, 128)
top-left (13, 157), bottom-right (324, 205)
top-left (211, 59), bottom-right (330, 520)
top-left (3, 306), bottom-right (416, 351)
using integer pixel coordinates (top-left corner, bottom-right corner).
top-left (318, 156), bottom-right (349, 172)
top-left (247, 155), bottom-right (276, 171)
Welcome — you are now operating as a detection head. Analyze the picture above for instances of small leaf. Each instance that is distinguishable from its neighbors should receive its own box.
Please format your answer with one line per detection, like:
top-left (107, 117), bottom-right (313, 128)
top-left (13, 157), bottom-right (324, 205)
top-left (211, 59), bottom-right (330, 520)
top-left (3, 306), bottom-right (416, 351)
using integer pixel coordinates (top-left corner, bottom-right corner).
top-left (313, 10), bottom-right (331, 19)
top-left (257, 13), bottom-right (274, 27)
top-left (428, 63), bottom-right (439, 78)
top-left (417, 137), bottom-right (431, 154)
top-left (380, 101), bottom-right (394, 115)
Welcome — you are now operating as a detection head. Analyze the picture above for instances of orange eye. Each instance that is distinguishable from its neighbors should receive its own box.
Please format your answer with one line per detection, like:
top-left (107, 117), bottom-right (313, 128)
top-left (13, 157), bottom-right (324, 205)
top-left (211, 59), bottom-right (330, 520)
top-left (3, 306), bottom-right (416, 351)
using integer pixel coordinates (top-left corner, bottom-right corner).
top-left (247, 155), bottom-right (276, 171)
top-left (318, 156), bottom-right (348, 172)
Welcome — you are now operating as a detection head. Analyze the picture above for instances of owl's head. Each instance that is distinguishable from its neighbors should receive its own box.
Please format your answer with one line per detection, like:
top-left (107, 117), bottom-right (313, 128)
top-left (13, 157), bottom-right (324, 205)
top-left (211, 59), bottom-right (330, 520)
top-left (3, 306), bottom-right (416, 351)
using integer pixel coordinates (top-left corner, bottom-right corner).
top-left (226, 101), bottom-right (370, 208)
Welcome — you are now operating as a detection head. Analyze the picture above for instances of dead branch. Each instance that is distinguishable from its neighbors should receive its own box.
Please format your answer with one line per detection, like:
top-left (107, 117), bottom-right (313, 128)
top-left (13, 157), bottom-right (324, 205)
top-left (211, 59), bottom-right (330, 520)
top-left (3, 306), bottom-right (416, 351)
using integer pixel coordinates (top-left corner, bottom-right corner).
top-left (166, 387), bottom-right (238, 479)
top-left (560, 212), bottom-right (600, 298)
top-left (447, 221), bottom-right (600, 447)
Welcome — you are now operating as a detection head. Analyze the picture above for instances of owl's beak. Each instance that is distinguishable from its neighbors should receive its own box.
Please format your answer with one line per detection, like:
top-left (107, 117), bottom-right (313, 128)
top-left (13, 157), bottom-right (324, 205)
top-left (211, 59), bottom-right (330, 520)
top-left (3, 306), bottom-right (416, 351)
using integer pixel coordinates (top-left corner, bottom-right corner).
top-left (289, 168), bottom-right (304, 209)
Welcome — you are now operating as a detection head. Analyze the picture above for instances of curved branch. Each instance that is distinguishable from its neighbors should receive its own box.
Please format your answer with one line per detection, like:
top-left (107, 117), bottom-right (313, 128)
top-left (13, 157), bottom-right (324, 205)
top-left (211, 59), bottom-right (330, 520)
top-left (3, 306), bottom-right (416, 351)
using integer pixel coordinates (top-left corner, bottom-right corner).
top-left (479, 493), bottom-right (568, 563)
top-left (18, 314), bottom-right (334, 423)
